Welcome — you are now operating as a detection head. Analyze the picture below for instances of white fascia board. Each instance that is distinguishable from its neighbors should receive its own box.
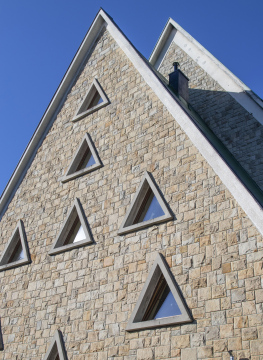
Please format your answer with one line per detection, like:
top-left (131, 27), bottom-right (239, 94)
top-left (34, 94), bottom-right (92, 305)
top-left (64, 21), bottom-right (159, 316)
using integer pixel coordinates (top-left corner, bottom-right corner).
top-left (102, 11), bottom-right (263, 236)
top-left (149, 18), bottom-right (263, 125)
top-left (0, 11), bottom-right (107, 220)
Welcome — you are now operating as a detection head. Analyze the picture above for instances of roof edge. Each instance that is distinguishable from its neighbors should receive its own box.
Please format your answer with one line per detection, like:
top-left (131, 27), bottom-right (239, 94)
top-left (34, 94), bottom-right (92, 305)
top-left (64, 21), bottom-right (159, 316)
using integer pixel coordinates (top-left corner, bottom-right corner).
top-left (149, 18), bottom-right (263, 123)
top-left (1, 9), bottom-right (263, 240)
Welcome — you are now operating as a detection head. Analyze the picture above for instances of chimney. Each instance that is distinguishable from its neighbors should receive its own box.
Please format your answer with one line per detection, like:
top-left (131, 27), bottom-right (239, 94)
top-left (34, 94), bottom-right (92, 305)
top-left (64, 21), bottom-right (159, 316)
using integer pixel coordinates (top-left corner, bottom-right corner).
top-left (168, 62), bottom-right (189, 103)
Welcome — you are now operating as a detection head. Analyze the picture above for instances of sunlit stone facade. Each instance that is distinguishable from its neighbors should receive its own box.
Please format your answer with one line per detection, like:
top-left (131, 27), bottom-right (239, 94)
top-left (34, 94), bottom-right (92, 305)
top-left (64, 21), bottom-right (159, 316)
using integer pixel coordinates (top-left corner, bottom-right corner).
top-left (0, 10), bottom-right (263, 360)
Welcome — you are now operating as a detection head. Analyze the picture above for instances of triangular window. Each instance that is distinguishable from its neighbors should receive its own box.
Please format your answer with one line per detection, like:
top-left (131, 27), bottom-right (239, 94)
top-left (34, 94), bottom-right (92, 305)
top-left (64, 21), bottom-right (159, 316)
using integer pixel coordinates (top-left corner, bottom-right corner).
top-left (48, 198), bottom-right (93, 255)
top-left (61, 133), bottom-right (102, 183)
top-left (43, 330), bottom-right (67, 360)
top-left (126, 253), bottom-right (192, 331)
top-left (72, 78), bottom-right (109, 122)
top-left (118, 172), bottom-right (173, 235)
top-left (0, 220), bottom-right (31, 272)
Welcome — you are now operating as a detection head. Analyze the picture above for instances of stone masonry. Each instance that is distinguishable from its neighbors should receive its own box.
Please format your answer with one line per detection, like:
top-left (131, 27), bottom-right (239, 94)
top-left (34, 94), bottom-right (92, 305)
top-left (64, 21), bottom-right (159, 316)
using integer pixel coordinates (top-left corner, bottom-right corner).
top-left (0, 24), bottom-right (263, 360)
top-left (158, 41), bottom-right (263, 192)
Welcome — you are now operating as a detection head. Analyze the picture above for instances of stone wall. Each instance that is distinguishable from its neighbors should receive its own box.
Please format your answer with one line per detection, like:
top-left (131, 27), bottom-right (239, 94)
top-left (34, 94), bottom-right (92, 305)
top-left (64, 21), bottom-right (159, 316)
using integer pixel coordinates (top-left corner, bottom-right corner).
top-left (0, 26), bottom-right (263, 360)
top-left (158, 41), bottom-right (263, 193)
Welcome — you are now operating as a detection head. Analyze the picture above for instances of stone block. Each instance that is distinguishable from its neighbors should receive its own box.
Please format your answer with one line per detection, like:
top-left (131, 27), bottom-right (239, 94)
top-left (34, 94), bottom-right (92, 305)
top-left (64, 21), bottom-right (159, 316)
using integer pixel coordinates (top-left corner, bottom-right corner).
top-left (213, 339), bottom-right (227, 353)
top-left (190, 333), bottom-right (205, 347)
top-left (220, 324), bottom-right (233, 338)
top-left (251, 340), bottom-right (263, 355)
top-left (198, 346), bottom-right (213, 358)
top-left (192, 278), bottom-right (207, 289)
top-left (249, 314), bottom-right (263, 327)
top-left (228, 337), bottom-right (242, 351)
top-left (206, 299), bottom-right (220, 312)
top-left (198, 287), bottom-right (211, 301)
top-left (242, 301), bottom-right (256, 315)
top-left (245, 277), bottom-right (261, 291)
top-left (239, 240), bottom-right (257, 255)
top-left (255, 289), bottom-right (263, 303)
top-left (234, 316), bottom-right (248, 329)
top-left (172, 335), bottom-right (190, 349)
top-left (206, 326), bottom-right (220, 340)
top-left (242, 327), bottom-right (258, 341)
top-left (254, 261), bottom-right (263, 275)
top-left (231, 288), bottom-right (245, 302)
top-left (181, 348), bottom-right (197, 360)
top-left (137, 348), bottom-right (154, 360)
top-left (212, 285), bottom-right (226, 298)
top-left (211, 311), bottom-right (226, 325)
top-left (155, 345), bottom-right (170, 359)
top-left (222, 263), bottom-right (231, 274)
top-left (226, 273), bottom-right (238, 289)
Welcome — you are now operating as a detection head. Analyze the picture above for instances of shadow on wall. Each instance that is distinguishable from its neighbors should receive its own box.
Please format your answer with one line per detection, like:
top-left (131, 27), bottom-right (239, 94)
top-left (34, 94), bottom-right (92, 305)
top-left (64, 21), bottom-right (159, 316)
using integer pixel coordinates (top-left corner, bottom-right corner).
top-left (0, 320), bottom-right (3, 351)
top-left (187, 87), bottom-right (263, 193)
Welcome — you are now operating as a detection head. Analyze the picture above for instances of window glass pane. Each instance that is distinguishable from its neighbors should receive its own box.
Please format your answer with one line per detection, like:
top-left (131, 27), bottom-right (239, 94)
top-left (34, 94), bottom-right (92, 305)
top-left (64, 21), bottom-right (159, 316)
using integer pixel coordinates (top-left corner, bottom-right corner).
top-left (73, 224), bottom-right (86, 243)
top-left (154, 290), bottom-right (181, 319)
top-left (8, 242), bottom-right (24, 263)
top-left (84, 153), bottom-right (96, 168)
top-left (66, 219), bottom-right (86, 245)
top-left (141, 194), bottom-right (165, 222)
top-left (143, 274), bottom-right (182, 321)
top-left (76, 149), bottom-right (96, 171)
top-left (87, 91), bottom-right (103, 110)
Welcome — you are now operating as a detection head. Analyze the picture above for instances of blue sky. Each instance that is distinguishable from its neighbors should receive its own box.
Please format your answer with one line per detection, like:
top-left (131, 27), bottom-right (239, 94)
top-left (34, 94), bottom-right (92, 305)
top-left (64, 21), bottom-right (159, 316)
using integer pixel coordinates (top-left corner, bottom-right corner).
top-left (0, 0), bottom-right (262, 195)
